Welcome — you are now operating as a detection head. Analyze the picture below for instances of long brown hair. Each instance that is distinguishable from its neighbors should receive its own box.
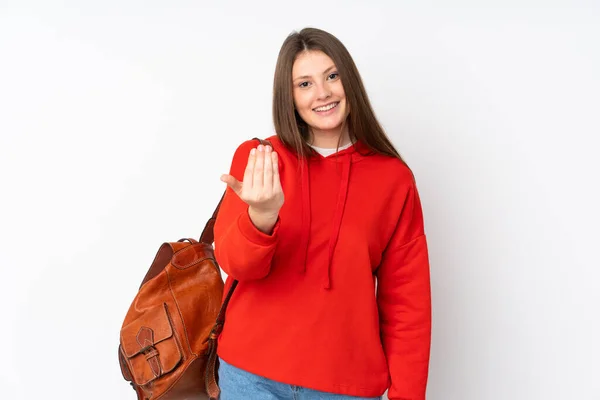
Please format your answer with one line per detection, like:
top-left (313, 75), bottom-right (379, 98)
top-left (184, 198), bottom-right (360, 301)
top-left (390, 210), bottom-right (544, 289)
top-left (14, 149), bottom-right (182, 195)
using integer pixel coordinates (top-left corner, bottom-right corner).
top-left (273, 27), bottom-right (408, 166)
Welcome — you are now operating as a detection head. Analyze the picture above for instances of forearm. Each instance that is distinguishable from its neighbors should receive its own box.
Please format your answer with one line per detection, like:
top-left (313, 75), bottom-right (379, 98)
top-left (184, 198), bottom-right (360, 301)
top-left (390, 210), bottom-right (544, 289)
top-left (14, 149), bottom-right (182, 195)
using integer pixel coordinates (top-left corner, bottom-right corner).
top-left (378, 235), bottom-right (431, 400)
top-left (215, 205), bottom-right (280, 281)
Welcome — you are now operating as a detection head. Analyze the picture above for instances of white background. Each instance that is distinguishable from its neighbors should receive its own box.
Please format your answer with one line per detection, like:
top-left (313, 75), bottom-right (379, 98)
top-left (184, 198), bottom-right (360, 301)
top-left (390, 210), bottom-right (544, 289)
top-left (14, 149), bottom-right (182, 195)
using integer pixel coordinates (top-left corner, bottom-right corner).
top-left (1, 1), bottom-right (599, 399)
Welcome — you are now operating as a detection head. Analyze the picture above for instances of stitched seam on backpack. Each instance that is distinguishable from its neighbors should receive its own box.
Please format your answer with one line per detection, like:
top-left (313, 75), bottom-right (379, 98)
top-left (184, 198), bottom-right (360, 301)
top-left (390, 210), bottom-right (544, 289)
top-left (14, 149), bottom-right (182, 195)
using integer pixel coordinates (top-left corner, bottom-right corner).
top-left (166, 271), bottom-right (196, 357)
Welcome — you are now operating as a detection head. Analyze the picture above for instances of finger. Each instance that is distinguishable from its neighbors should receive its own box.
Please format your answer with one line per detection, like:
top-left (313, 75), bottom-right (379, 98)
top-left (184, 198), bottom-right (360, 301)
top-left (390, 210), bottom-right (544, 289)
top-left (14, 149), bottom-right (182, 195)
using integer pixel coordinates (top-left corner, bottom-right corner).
top-left (263, 145), bottom-right (274, 191)
top-left (220, 174), bottom-right (242, 196)
top-left (272, 151), bottom-right (282, 191)
top-left (242, 147), bottom-right (257, 189)
top-left (254, 145), bottom-right (265, 188)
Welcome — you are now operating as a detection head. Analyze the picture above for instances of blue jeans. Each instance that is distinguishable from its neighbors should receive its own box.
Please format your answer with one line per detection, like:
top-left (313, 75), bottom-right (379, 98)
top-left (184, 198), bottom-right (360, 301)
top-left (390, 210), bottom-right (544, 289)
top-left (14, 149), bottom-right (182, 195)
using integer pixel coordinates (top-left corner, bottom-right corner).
top-left (218, 357), bottom-right (382, 400)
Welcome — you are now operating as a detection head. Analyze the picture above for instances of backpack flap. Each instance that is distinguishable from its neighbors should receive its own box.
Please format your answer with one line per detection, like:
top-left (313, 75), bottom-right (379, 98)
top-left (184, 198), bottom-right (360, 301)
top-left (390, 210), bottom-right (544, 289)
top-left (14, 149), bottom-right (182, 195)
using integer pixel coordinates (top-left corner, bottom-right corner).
top-left (119, 303), bottom-right (182, 386)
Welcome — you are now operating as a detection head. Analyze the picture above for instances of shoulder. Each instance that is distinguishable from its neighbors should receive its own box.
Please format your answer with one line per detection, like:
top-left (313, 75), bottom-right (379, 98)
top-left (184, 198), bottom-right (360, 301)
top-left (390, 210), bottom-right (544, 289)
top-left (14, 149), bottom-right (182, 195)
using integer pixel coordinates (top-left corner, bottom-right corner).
top-left (229, 135), bottom-right (290, 168)
top-left (361, 151), bottom-right (416, 189)
top-left (264, 135), bottom-right (285, 152)
top-left (232, 137), bottom-right (260, 154)
top-left (231, 135), bottom-right (282, 154)
top-left (226, 138), bottom-right (261, 178)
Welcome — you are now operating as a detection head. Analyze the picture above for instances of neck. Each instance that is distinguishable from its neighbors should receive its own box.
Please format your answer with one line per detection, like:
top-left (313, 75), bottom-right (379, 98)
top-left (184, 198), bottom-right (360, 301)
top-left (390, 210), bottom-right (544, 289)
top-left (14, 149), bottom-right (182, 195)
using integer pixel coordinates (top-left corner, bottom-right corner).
top-left (308, 127), bottom-right (351, 149)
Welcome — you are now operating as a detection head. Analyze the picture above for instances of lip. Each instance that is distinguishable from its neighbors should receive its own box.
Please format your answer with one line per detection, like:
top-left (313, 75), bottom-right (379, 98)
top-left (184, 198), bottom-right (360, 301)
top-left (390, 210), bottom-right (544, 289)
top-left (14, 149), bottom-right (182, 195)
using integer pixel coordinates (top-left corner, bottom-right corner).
top-left (312, 101), bottom-right (339, 113)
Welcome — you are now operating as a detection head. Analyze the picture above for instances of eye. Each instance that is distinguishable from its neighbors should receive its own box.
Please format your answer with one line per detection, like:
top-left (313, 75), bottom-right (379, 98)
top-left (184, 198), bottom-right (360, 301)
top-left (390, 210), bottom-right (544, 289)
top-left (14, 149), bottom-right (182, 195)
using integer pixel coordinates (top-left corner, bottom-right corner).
top-left (298, 81), bottom-right (311, 88)
top-left (328, 72), bottom-right (339, 80)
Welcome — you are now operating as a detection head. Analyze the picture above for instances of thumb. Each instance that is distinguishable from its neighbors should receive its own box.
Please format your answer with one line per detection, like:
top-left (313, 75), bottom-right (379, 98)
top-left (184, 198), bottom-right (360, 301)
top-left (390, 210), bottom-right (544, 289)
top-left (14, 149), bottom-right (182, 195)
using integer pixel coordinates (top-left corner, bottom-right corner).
top-left (220, 174), bottom-right (242, 195)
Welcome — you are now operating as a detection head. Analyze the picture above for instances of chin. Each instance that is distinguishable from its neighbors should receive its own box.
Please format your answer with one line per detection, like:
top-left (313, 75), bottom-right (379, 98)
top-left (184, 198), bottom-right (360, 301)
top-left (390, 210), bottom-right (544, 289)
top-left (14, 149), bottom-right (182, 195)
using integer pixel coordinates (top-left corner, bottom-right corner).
top-left (313, 121), bottom-right (344, 132)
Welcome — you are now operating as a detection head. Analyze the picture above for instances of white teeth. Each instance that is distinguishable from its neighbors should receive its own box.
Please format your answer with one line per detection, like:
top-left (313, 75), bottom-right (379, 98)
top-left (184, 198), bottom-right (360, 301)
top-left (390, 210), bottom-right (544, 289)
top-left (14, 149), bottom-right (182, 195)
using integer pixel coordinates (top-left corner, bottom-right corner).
top-left (314, 102), bottom-right (338, 112)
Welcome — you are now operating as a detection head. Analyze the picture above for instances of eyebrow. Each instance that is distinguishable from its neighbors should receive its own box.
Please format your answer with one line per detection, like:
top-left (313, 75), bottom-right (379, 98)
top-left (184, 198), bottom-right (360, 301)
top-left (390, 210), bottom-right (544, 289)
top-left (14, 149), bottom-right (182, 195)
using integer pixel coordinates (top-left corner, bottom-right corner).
top-left (293, 65), bottom-right (337, 82)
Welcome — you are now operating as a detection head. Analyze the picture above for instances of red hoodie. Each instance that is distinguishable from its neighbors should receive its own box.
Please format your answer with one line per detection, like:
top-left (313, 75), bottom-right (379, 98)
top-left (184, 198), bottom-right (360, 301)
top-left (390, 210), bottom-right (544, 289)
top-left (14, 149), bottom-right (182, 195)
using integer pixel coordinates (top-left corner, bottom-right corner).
top-left (214, 135), bottom-right (431, 400)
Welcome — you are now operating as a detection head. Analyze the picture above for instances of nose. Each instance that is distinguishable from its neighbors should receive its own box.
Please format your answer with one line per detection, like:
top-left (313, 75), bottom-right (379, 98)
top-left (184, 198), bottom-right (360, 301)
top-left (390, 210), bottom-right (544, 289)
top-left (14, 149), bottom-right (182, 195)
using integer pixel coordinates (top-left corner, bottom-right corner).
top-left (316, 83), bottom-right (332, 100)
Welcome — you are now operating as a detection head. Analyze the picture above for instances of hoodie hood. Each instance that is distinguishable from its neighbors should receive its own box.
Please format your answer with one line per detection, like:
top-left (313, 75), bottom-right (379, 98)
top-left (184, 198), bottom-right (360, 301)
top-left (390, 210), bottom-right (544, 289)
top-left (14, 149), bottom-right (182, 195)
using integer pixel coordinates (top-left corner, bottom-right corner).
top-left (297, 139), bottom-right (370, 289)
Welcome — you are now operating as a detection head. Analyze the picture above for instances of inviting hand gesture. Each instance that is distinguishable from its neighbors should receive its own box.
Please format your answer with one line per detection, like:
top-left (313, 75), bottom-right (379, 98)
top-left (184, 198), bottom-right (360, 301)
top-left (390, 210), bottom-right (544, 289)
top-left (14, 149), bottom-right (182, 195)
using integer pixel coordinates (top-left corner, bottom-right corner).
top-left (220, 144), bottom-right (284, 233)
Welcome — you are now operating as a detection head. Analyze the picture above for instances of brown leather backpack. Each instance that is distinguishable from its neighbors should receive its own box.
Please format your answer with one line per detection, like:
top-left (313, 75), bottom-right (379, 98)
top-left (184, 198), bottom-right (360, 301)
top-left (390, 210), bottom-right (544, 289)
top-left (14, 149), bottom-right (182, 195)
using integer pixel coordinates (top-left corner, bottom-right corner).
top-left (118, 138), bottom-right (268, 399)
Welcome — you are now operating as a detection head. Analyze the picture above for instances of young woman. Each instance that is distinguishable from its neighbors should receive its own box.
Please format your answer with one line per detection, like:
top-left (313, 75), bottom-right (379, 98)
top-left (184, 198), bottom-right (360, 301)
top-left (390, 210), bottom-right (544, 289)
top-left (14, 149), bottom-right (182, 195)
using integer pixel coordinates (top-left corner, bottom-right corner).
top-left (214, 27), bottom-right (431, 400)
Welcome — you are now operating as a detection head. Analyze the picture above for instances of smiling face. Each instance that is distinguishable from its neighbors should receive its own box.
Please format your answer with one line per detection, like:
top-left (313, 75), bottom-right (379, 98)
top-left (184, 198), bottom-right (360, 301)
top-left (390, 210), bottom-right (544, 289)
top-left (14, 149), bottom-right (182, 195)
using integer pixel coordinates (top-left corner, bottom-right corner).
top-left (292, 50), bottom-right (349, 145)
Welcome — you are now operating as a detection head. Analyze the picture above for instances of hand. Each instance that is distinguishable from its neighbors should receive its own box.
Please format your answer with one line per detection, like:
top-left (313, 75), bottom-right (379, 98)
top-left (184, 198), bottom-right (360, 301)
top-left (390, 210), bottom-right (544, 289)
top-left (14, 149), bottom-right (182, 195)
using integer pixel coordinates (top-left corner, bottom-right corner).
top-left (220, 144), bottom-right (284, 232)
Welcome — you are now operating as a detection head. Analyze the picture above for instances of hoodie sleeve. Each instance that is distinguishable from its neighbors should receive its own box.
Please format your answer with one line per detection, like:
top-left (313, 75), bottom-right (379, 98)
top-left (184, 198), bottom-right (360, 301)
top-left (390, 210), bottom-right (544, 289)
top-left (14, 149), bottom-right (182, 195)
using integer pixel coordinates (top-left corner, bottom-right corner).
top-left (376, 181), bottom-right (432, 400)
top-left (214, 139), bottom-right (281, 281)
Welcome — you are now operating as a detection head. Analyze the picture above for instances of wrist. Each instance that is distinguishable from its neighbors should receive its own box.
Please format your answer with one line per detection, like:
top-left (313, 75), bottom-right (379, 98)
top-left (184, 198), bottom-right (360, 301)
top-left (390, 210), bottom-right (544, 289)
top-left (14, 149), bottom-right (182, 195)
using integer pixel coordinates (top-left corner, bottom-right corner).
top-left (248, 207), bottom-right (279, 234)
